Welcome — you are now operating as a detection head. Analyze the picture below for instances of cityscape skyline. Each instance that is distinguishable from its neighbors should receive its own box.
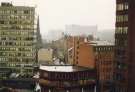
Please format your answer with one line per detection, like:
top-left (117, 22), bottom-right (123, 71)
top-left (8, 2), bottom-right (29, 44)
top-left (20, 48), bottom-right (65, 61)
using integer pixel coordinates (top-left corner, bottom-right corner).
top-left (0, 0), bottom-right (116, 39)
top-left (0, 0), bottom-right (135, 92)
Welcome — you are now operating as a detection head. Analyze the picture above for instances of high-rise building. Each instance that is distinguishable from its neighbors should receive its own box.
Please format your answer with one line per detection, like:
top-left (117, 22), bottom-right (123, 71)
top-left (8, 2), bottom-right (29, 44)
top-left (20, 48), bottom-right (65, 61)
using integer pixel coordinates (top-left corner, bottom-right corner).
top-left (0, 2), bottom-right (37, 78)
top-left (115, 0), bottom-right (135, 92)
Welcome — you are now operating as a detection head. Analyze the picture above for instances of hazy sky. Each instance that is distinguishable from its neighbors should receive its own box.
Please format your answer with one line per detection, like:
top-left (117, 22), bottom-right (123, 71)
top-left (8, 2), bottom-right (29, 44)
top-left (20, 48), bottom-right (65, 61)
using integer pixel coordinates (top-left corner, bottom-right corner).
top-left (0, 0), bottom-right (116, 38)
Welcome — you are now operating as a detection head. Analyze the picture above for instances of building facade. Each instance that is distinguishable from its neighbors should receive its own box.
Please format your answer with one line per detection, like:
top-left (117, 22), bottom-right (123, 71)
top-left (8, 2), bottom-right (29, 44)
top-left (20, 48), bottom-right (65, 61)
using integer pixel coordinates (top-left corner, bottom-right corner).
top-left (0, 2), bottom-right (37, 78)
top-left (115, 0), bottom-right (128, 92)
top-left (90, 41), bottom-right (114, 92)
top-left (38, 48), bottom-right (53, 64)
top-left (38, 65), bottom-right (96, 92)
top-left (65, 36), bottom-right (114, 92)
top-left (66, 36), bottom-right (95, 68)
top-left (115, 0), bottom-right (135, 92)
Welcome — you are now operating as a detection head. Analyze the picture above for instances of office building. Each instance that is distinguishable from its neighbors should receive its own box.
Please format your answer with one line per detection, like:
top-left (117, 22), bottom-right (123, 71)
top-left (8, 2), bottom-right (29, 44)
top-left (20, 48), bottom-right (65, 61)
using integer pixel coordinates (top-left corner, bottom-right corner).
top-left (115, 0), bottom-right (135, 92)
top-left (0, 2), bottom-right (37, 78)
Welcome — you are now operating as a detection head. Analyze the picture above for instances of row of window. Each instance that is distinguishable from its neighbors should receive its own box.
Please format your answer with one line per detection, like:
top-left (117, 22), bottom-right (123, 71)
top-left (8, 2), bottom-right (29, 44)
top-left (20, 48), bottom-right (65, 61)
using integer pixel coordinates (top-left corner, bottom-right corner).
top-left (0, 20), bottom-right (34, 25)
top-left (43, 72), bottom-right (95, 80)
top-left (0, 10), bottom-right (34, 15)
top-left (0, 36), bottom-right (35, 41)
top-left (0, 42), bottom-right (36, 46)
top-left (117, 3), bottom-right (128, 11)
top-left (0, 57), bottom-right (35, 62)
top-left (0, 31), bottom-right (36, 35)
top-left (0, 47), bottom-right (34, 51)
top-left (6, 63), bottom-right (33, 67)
top-left (0, 15), bottom-right (34, 20)
top-left (96, 54), bottom-right (114, 60)
top-left (116, 15), bottom-right (128, 22)
top-left (94, 46), bottom-right (114, 51)
top-left (0, 25), bottom-right (35, 30)
top-left (0, 52), bottom-right (35, 57)
top-left (116, 27), bottom-right (128, 34)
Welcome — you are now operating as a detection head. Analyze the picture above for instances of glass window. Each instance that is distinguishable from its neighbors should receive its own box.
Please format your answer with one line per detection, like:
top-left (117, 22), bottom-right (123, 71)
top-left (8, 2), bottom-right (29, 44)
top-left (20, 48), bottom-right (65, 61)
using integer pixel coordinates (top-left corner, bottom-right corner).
top-left (117, 4), bottom-right (124, 11)
top-left (117, 3), bottom-right (128, 11)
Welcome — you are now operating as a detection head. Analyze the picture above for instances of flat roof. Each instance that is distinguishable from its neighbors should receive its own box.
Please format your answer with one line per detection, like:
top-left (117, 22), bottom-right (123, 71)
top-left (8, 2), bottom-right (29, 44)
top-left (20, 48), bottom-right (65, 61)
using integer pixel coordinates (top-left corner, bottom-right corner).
top-left (39, 65), bottom-right (93, 72)
top-left (0, 2), bottom-right (35, 8)
top-left (89, 41), bottom-right (114, 46)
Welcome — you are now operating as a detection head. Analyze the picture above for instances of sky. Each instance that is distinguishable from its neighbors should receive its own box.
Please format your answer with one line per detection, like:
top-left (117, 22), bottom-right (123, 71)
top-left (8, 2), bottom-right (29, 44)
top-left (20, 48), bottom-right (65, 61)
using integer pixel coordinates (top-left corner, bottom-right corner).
top-left (0, 0), bottom-right (116, 39)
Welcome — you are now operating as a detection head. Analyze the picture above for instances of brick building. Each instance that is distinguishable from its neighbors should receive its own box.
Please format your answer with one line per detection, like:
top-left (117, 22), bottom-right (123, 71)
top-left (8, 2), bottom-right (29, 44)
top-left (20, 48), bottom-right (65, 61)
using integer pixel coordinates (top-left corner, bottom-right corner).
top-left (90, 41), bottom-right (114, 92)
top-left (66, 36), bottom-right (95, 68)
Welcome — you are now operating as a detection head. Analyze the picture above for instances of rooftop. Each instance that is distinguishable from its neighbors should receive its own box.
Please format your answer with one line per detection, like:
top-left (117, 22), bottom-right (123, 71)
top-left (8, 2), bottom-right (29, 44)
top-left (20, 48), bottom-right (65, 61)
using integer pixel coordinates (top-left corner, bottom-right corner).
top-left (89, 40), bottom-right (114, 46)
top-left (39, 65), bottom-right (92, 72)
top-left (0, 2), bottom-right (35, 8)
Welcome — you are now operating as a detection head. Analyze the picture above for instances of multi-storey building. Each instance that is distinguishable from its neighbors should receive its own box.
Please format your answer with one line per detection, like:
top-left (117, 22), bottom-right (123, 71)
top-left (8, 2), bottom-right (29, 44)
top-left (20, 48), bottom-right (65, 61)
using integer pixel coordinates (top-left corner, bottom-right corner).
top-left (0, 2), bottom-right (37, 78)
top-left (66, 36), bottom-right (114, 92)
top-left (66, 36), bottom-right (85, 65)
top-left (115, 0), bottom-right (135, 92)
top-left (66, 36), bottom-right (95, 68)
top-left (90, 41), bottom-right (114, 92)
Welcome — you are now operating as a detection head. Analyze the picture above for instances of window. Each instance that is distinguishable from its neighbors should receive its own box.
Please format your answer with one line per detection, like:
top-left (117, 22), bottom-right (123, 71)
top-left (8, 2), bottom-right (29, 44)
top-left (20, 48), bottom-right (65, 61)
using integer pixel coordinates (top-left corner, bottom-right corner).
top-left (0, 20), bottom-right (4, 24)
top-left (14, 10), bottom-right (17, 14)
top-left (124, 3), bottom-right (128, 10)
top-left (117, 3), bottom-right (128, 11)
top-left (116, 27), bottom-right (128, 34)
top-left (24, 10), bottom-right (29, 14)
top-left (117, 4), bottom-right (124, 11)
top-left (116, 15), bottom-right (128, 22)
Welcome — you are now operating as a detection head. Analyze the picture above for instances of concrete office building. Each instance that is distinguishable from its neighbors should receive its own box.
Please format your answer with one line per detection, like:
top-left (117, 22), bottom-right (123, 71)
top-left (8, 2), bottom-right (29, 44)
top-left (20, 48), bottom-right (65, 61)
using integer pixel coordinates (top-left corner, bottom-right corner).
top-left (0, 2), bottom-right (37, 78)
